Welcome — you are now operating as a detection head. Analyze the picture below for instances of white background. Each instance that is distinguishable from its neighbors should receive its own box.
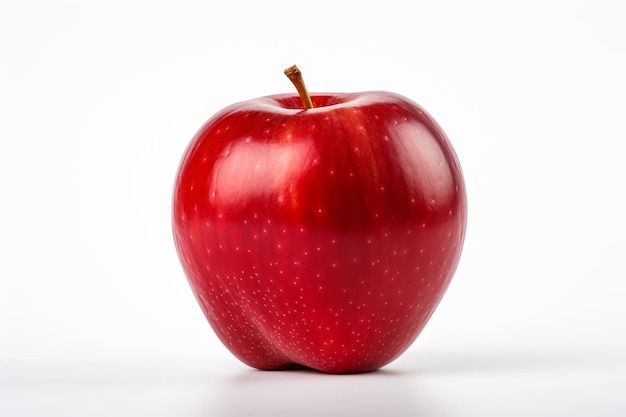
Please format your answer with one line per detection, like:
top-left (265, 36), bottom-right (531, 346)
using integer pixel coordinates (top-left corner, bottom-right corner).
top-left (2, 0), bottom-right (625, 416)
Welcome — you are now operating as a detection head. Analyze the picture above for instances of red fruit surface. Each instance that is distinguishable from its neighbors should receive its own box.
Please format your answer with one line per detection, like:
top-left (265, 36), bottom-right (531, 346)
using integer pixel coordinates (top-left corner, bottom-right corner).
top-left (172, 92), bottom-right (466, 373)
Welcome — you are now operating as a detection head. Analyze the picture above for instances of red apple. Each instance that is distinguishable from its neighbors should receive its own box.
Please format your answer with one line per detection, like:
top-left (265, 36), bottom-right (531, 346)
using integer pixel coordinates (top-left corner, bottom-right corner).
top-left (172, 66), bottom-right (467, 373)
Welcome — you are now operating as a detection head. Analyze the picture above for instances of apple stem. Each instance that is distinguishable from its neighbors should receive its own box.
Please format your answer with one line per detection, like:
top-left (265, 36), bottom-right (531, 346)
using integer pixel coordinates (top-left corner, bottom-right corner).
top-left (284, 65), bottom-right (314, 110)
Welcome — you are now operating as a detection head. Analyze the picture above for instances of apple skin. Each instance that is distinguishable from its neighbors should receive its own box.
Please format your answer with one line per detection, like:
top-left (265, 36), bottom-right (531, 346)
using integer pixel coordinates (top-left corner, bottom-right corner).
top-left (172, 92), bottom-right (467, 373)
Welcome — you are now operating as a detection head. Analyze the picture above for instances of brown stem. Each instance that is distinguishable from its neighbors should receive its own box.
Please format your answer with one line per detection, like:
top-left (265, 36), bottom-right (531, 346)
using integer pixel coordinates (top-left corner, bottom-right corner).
top-left (284, 65), bottom-right (314, 110)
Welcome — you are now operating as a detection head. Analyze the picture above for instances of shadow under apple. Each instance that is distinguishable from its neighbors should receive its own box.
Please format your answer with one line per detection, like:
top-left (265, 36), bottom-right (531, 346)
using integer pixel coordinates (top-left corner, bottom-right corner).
top-left (208, 348), bottom-right (599, 417)
top-left (212, 364), bottom-right (440, 417)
